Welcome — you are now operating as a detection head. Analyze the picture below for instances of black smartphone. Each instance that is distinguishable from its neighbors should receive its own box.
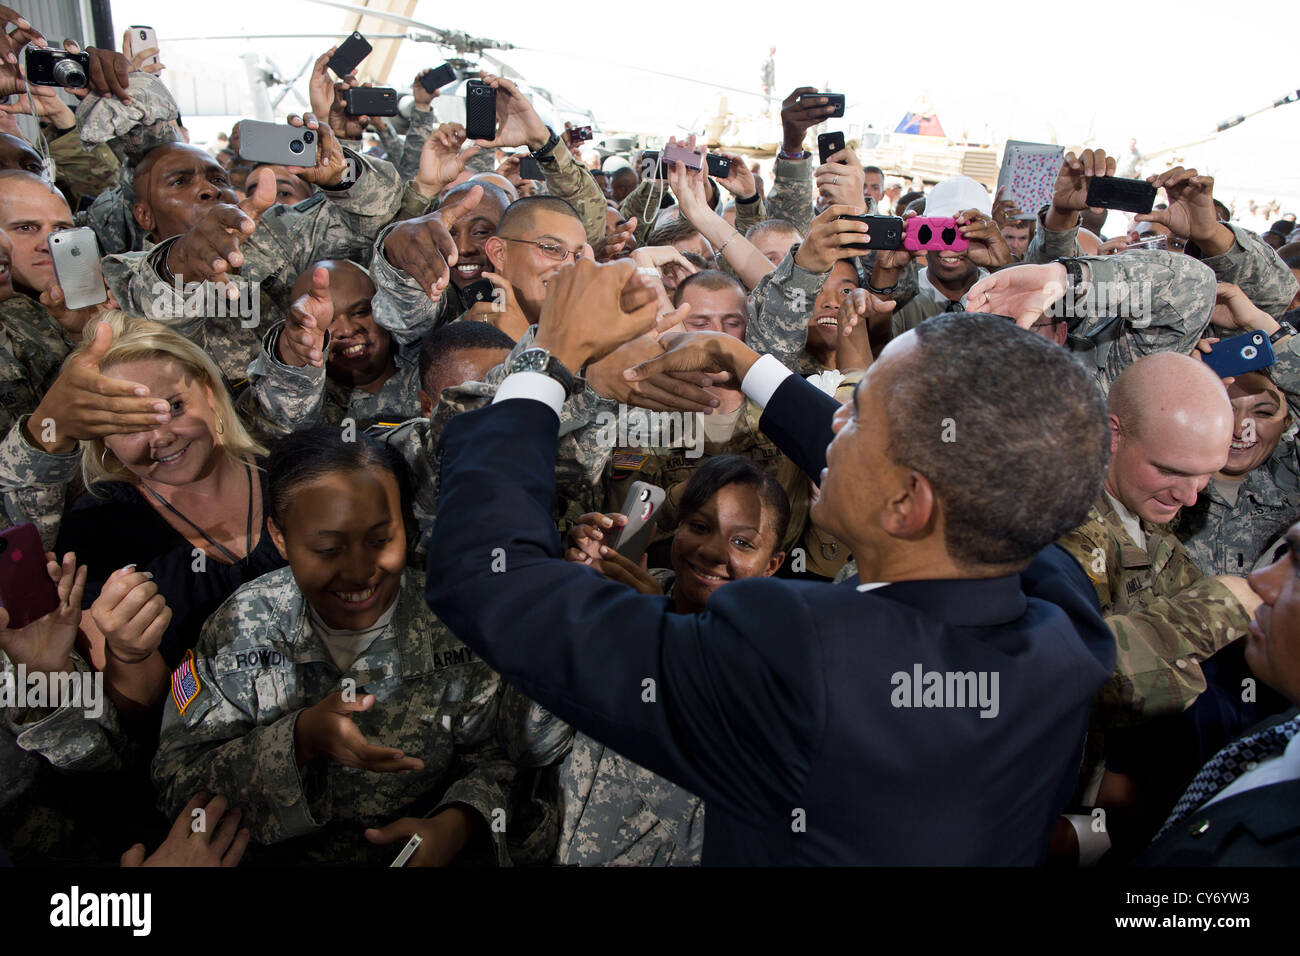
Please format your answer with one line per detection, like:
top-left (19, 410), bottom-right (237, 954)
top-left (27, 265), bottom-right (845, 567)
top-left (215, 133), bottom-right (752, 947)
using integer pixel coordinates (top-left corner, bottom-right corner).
top-left (419, 63), bottom-right (457, 94)
top-left (705, 154), bottom-right (731, 179)
top-left (802, 92), bottom-right (845, 118)
top-left (838, 214), bottom-right (905, 251)
top-left (463, 278), bottom-right (496, 305)
top-left (328, 32), bottom-right (372, 79)
top-left (24, 48), bottom-right (89, 88)
top-left (519, 156), bottom-right (544, 181)
top-left (1085, 176), bottom-right (1157, 214)
top-left (465, 80), bottom-right (497, 141)
top-left (343, 87), bottom-right (398, 116)
top-left (818, 131), bottom-right (846, 165)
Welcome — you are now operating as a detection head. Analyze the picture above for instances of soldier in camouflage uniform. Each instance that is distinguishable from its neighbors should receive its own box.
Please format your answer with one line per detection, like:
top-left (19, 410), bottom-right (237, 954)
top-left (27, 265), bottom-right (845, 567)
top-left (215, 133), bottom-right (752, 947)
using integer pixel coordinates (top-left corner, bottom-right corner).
top-left (101, 134), bottom-right (407, 385)
top-left (243, 260), bottom-right (422, 436)
top-left (1177, 338), bottom-right (1300, 576)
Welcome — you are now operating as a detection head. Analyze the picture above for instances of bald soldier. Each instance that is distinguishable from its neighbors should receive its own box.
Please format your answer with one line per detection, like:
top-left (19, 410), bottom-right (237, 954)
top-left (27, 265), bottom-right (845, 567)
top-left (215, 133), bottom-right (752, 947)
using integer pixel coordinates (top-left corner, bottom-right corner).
top-left (1059, 352), bottom-right (1260, 770)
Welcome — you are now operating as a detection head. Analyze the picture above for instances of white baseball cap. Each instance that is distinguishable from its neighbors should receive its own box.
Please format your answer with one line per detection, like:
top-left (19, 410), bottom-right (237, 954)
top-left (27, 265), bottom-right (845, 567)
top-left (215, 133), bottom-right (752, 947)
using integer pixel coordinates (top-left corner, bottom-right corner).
top-left (924, 175), bottom-right (992, 219)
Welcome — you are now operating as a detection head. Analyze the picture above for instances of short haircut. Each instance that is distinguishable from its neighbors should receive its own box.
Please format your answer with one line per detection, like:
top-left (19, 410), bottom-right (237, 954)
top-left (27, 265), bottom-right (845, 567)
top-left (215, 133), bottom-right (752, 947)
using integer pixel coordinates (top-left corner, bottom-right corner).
top-left (863, 165), bottom-right (885, 179)
top-left (1213, 199), bottom-right (1231, 222)
top-left (612, 167), bottom-right (637, 184)
top-left (647, 216), bottom-right (701, 247)
top-left (675, 454), bottom-right (791, 553)
top-left (673, 269), bottom-right (746, 308)
top-left (0, 168), bottom-right (69, 210)
top-left (418, 320), bottom-right (516, 391)
top-left (896, 191), bottom-right (924, 213)
top-left (497, 194), bottom-right (581, 236)
top-left (877, 313), bottom-right (1109, 569)
top-left (267, 426), bottom-right (411, 529)
top-left (745, 217), bottom-right (801, 241)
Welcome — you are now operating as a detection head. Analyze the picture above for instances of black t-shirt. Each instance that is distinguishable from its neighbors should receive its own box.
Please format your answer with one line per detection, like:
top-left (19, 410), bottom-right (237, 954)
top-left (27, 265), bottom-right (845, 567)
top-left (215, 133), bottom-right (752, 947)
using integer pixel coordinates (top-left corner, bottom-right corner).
top-left (56, 463), bottom-right (287, 668)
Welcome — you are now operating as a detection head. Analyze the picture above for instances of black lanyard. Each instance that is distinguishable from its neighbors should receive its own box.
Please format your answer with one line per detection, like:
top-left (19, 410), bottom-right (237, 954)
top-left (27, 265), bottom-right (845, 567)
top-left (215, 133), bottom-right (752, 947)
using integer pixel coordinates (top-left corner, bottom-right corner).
top-left (143, 462), bottom-right (254, 565)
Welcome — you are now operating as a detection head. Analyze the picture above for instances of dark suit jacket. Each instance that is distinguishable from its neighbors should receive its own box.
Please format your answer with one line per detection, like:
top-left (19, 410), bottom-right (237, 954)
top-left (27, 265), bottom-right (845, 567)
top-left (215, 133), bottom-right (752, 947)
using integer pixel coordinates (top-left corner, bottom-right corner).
top-left (1138, 710), bottom-right (1300, 866)
top-left (427, 373), bottom-right (1116, 864)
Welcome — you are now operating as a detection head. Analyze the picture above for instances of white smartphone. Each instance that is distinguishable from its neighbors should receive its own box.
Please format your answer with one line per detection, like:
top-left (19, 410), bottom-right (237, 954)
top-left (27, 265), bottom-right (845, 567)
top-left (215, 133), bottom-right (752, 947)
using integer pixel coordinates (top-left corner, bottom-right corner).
top-left (390, 833), bottom-right (422, 867)
top-left (126, 25), bottom-right (160, 68)
top-left (48, 227), bottom-right (107, 310)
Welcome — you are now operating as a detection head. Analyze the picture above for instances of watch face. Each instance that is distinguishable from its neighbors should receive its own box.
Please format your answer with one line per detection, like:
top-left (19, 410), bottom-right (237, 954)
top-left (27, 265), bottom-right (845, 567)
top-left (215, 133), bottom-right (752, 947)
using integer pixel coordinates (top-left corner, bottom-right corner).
top-left (513, 349), bottom-right (550, 374)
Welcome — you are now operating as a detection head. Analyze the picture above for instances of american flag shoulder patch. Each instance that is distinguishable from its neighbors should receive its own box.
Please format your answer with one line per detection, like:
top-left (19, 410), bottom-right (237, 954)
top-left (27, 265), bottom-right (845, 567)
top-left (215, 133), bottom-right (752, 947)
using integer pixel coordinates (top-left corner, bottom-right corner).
top-left (171, 649), bottom-right (202, 715)
top-left (611, 453), bottom-right (648, 471)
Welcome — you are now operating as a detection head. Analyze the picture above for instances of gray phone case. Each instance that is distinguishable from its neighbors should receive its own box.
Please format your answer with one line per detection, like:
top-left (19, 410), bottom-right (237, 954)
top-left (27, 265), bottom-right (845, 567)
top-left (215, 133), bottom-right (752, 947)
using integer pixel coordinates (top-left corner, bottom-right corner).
top-left (48, 227), bottom-right (106, 310)
top-left (237, 120), bottom-right (318, 168)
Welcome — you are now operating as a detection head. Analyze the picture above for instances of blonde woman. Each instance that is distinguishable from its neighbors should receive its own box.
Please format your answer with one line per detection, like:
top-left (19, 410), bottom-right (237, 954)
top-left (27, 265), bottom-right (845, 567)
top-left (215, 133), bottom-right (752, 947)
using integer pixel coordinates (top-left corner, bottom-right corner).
top-left (55, 311), bottom-right (286, 711)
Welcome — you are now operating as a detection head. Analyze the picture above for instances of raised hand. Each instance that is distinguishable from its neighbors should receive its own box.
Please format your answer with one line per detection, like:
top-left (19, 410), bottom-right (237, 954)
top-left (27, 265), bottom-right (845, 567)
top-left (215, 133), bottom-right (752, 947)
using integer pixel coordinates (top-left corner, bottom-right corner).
top-left (414, 122), bottom-right (480, 198)
top-left (58, 41), bottom-right (131, 103)
top-left (284, 112), bottom-right (346, 186)
top-left (411, 69), bottom-right (438, 108)
top-left (38, 280), bottom-right (117, 337)
top-left (0, 551), bottom-right (86, 675)
top-left (473, 72), bottom-right (550, 151)
top-left (714, 151), bottom-right (757, 200)
top-left (294, 691), bottom-right (425, 772)
top-left (1047, 148), bottom-right (1115, 229)
top-left (464, 271), bottom-right (530, 340)
top-left (278, 266), bottom-right (332, 367)
top-left (794, 204), bottom-right (871, 273)
top-left (593, 216), bottom-right (638, 262)
top-left (815, 147), bottom-right (866, 211)
top-left (382, 185), bottom-right (483, 299)
top-left (164, 166), bottom-right (276, 290)
top-left (956, 208), bottom-right (1014, 269)
top-left (780, 87), bottom-right (837, 154)
top-left (26, 320), bottom-right (170, 453)
top-left (991, 186), bottom-right (1023, 227)
top-left (1139, 167), bottom-right (1232, 256)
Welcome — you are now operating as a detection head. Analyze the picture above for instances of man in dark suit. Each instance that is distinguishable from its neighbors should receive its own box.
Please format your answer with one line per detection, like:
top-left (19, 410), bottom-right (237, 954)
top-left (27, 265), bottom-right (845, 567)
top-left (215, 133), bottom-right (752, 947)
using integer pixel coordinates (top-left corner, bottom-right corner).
top-left (1140, 521), bottom-right (1300, 865)
top-left (426, 259), bottom-right (1118, 864)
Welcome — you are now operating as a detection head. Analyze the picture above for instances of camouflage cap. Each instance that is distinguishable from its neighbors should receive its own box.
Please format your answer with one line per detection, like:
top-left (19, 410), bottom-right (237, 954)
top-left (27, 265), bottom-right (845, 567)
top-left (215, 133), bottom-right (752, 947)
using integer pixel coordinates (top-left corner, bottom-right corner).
top-left (73, 71), bottom-right (181, 164)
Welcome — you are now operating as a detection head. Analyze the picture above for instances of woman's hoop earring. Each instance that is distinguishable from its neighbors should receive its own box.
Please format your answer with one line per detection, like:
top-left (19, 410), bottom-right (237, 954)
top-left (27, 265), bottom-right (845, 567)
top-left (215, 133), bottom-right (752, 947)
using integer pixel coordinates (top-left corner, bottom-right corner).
top-left (100, 446), bottom-right (111, 470)
top-left (215, 410), bottom-right (225, 437)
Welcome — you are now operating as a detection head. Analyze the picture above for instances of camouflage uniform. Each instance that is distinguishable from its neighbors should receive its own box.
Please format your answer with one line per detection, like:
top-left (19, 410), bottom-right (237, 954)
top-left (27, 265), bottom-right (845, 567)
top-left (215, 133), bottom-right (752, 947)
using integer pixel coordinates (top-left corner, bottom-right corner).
top-left (1058, 494), bottom-right (1251, 731)
top-left (389, 106), bottom-right (435, 183)
top-left (733, 192), bottom-right (767, 238)
top-left (1176, 335), bottom-right (1300, 575)
top-left (241, 319), bottom-right (423, 435)
top-left (0, 293), bottom-right (70, 436)
top-left (101, 150), bottom-right (406, 385)
top-left (765, 154), bottom-right (813, 235)
top-left (151, 566), bottom-right (520, 866)
top-left (46, 125), bottom-right (120, 209)
top-left (1025, 211), bottom-right (1298, 317)
top-left (0, 649), bottom-right (123, 810)
top-left (1057, 250), bottom-right (1217, 394)
top-left (78, 183), bottom-right (152, 256)
top-left (0, 417), bottom-right (81, 548)
top-left (889, 263), bottom-right (991, 338)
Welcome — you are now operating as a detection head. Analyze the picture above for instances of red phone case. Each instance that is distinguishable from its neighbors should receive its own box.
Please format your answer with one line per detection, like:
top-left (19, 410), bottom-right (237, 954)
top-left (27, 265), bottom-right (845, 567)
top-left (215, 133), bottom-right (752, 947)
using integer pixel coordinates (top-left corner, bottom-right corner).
top-left (0, 523), bottom-right (58, 629)
top-left (903, 217), bottom-right (970, 252)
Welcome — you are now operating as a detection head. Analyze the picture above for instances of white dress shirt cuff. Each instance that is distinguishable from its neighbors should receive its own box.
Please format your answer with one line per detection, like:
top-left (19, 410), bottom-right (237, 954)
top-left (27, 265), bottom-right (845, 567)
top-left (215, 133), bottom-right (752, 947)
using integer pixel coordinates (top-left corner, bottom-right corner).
top-left (741, 353), bottom-right (793, 410)
top-left (492, 372), bottom-right (565, 418)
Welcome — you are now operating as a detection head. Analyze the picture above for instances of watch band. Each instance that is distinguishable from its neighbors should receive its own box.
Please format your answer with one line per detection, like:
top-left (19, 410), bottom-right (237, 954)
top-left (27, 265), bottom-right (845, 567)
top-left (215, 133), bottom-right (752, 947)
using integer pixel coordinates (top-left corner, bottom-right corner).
top-left (531, 127), bottom-right (560, 160)
top-left (866, 280), bottom-right (896, 296)
top-left (510, 347), bottom-right (580, 396)
top-left (778, 148), bottom-right (808, 161)
top-left (1270, 322), bottom-right (1296, 344)
top-left (736, 191), bottom-right (760, 205)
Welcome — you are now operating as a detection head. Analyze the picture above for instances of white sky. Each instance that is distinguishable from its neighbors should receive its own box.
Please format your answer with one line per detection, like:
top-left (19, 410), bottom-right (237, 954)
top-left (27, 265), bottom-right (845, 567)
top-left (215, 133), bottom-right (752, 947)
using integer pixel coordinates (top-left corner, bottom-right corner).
top-left (103, 0), bottom-right (1300, 209)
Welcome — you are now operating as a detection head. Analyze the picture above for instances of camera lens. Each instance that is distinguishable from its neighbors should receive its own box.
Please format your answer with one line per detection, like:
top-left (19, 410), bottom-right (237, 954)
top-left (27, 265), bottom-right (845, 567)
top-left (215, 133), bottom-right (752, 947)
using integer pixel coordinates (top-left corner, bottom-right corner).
top-left (302, 130), bottom-right (314, 143)
top-left (289, 140), bottom-right (304, 154)
top-left (52, 57), bottom-right (87, 88)
top-left (139, 30), bottom-right (147, 40)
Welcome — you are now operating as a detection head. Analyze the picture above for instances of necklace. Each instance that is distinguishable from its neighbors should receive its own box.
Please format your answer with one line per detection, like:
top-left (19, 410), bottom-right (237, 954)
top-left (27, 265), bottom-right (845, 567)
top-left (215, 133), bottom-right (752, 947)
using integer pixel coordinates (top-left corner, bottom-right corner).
top-left (143, 461), bottom-right (255, 565)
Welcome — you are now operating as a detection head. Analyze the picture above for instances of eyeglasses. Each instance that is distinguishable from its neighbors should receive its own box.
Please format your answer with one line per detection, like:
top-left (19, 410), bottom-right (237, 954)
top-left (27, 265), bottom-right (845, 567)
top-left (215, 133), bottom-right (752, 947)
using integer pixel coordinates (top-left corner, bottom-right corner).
top-left (498, 236), bottom-right (584, 262)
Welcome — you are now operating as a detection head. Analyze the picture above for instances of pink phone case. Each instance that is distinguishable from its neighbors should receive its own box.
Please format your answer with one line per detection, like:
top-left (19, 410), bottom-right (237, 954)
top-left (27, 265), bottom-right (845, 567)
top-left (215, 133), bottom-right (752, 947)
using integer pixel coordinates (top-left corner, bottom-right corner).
top-left (0, 523), bottom-right (58, 629)
top-left (903, 217), bottom-right (969, 252)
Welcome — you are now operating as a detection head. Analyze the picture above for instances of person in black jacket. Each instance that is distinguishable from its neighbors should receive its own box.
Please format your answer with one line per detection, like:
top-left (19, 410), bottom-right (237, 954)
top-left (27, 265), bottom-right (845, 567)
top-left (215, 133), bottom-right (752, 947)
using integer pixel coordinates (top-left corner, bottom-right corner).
top-left (426, 258), bottom-right (1117, 864)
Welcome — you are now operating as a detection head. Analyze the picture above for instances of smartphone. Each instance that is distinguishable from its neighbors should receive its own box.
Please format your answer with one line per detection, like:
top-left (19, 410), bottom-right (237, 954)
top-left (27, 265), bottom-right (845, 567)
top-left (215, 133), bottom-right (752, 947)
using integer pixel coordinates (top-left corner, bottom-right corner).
top-left (1123, 234), bottom-right (1168, 252)
top-left (126, 25), bottom-right (160, 68)
top-left (462, 278), bottom-right (496, 305)
top-left (801, 92), bottom-right (845, 118)
top-left (464, 80), bottom-right (497, 141)
top-left (607, 482), bottom-right (666, 564)
top-left (838, 215), bottom-right (904, 251)
top-left (818, 131), bottom-right (846, 165)
top-left (518, 156), bottom-right (544, 181)
top-left (662, 143), bottom-right (702, 173)
top-left (24, 48), bottom-right (89, 88)
top-left (48, 228), bottom-right (107, 310)
top-left (236, 120), bottom-right (317, 167)
top-left (1085, 176), bottom-right (1157, 214)
top-left (569, 125), bottom-right (593, 143)
top-left (390, 833), bottom-right (422, 867)
top-left (705, 153), bottom-right (731, 179)
top-left (327, 32), bottom-right (372, 79)
top-left (0, 524), bottom-right (59, 630)
top-left (639, 149), bottom-right (663, 180)
top-left (343, 87), bottom-right (398, 117)
top-left (419, 63), bottom-right (457, 94)
top-left (903, 216), bottom-right (969, 252)
top-left (1202, 331), bottom-right (1276, 379)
